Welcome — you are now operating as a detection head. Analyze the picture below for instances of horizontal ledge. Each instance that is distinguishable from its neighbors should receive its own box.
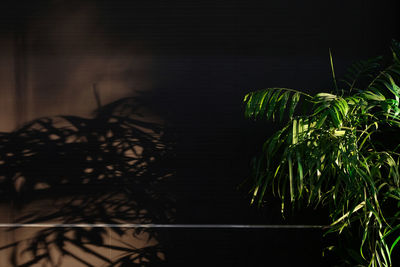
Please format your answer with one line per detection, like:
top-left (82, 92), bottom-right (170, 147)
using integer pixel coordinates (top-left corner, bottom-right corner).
top-left (0, 223), bottom-right (327, 229)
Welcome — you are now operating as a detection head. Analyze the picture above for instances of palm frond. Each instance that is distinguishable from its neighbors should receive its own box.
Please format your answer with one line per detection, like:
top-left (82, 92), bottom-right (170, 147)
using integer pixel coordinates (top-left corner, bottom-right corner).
top-left (341, 56), bottom-right (382, 92)
top-left (244, 88), bottom-right (310, 122)
top-left (244, 41), bottom-right (400, 267)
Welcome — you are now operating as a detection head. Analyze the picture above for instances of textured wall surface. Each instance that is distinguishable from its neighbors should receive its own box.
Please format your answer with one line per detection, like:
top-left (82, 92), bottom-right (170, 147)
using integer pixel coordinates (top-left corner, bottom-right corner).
top-left (0, 0), bottom-right (399, 266)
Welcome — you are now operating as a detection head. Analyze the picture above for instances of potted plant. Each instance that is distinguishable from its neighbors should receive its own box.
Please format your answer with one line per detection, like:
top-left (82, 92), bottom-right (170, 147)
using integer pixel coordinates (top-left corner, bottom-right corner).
top-left (243, 41), bottom-right (400, 266)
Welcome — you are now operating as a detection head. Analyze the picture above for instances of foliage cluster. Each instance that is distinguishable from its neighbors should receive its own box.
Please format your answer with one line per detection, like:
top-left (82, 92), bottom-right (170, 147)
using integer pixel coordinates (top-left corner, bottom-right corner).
top-left (244, 41), bottom-right (400, 266)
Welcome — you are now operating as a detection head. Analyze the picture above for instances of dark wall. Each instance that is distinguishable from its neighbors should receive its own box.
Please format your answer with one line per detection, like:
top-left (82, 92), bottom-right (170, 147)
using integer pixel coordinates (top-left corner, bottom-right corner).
top-left (1, 0), bottom-right (400, 266)
top-left (116, 0), bottom-right (400, 222)
top-left (99, 1), bottom-right (400, 265)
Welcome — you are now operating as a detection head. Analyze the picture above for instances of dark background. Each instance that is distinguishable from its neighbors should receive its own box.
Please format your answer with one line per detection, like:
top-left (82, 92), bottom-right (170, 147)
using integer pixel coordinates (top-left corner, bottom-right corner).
top-left (1, 0), bottom-right (400, 266)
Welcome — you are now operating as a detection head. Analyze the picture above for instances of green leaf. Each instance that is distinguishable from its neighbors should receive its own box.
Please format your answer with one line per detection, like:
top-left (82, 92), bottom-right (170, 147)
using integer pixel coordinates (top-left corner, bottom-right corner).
top-left (315, 92), bottom-right (337, 101)
top-left (390, 235), bottom-right (400, 256)
top-left (254, 90), bottom-right (272, 119)
top-left (329, 108), bottom-right (341, 127)
top-left (289, 92), bottom-right (300, 119)
top-left (297, 151), bottom-right (304, 196)
top-left (292, 119), bottom-right (298, 144)
top-left (266, 89), bottom-right (282, 120)
top-left (315, 110), bottom-right (328, 128)
top-left (329, 48), bottom-right (338, 92)
top-left (362, 90), bottom-right (386, 101)
top-left (288, 154), bottom-right (294, 202)
top-left (278, 92), bottom-right (290, 122)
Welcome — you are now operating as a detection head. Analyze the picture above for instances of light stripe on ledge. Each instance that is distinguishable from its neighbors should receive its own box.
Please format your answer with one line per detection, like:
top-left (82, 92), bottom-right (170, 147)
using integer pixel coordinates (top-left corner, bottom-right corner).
top-left (0, 223), bottom-right (327, 229)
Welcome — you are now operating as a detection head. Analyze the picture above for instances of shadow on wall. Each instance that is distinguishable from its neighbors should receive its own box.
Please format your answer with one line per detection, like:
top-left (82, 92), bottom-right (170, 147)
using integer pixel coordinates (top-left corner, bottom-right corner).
top-left (0, 96), bottom-right (175, 266)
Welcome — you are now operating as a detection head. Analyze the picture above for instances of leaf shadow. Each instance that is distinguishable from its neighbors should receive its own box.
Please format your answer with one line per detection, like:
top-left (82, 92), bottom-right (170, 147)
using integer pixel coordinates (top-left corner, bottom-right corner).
top-left (0, 96), bottom-right (175, 266)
